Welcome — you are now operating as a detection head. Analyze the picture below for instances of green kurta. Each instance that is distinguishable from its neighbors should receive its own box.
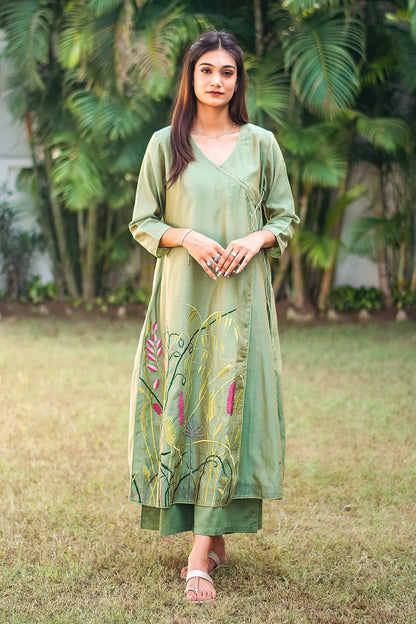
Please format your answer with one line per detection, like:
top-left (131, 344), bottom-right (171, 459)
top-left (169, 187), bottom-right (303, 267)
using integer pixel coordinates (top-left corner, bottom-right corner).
top-left (129, 123), bottom-right (298, 511)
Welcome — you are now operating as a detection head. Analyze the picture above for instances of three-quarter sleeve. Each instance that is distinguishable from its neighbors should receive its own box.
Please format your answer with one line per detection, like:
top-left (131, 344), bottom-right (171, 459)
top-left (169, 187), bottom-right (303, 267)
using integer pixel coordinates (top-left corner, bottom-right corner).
top-left (129, 133), bottom-right (171, 257)
top-left (262, 134), bottom-right (299, 258)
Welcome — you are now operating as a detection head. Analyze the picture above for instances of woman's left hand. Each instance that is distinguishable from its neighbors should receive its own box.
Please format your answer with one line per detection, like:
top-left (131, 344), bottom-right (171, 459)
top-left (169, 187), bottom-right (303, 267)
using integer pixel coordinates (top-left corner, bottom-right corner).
top-left (217, 231), bottom-right (275, 277)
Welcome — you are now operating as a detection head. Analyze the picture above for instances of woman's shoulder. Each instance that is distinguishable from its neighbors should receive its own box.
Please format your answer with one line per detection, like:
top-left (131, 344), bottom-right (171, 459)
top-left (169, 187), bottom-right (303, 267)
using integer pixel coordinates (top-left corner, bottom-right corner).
top-left (151, 125), bottom-right (172, 145)
top-left (243, 122), bottom-right (274, 140)
top-left (242, 123), bottom-right (277, 150)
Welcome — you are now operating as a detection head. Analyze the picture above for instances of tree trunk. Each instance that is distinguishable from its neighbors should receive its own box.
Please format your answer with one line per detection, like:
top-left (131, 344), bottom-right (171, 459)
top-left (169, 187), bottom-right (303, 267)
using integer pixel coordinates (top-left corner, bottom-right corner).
top-left (24, 113), bottom-right (66, 298)
top-left (410, 261), bottom-right (416, 291)
top-left (82, 207), bottom-right (98, 300)
top-left (254, 0), bottom-right (264, 57)
top-left (374, 168), bottom-right (392, 307)
top-left (289, 176), bottom-right (306, 310)
top-left (44, 154), bottom-right (79, 298)
top-left (272, 249), bottom-right (290, 298)
top-left (317, 178), bottom-right (348, 311)
top-left (289, 233), bottom-right (305, 310)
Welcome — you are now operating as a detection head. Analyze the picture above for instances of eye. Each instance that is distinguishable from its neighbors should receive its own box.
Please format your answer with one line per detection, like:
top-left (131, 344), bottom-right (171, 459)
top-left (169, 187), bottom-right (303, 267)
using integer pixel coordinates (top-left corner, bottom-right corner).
top-left (223, 71), bottom-right (234, 77)
top-left (201, 67), bottom-right (211, 73)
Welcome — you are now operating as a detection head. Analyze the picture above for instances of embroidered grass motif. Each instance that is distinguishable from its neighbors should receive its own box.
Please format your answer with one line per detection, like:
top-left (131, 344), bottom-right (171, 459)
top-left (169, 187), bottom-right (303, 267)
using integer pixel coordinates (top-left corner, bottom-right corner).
top-left (131, 305), bottom-right (244, 507)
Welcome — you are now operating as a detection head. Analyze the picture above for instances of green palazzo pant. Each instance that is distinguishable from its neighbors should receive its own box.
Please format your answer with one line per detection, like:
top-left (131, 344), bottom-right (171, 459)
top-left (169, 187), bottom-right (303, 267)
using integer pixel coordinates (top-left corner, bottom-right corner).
top-left (140, 499), bottom-right (262, 536)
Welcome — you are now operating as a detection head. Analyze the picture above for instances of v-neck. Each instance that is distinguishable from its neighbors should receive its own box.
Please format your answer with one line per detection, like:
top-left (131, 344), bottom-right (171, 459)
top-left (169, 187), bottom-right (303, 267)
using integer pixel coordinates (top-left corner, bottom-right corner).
top-left (190, 123), bottom-right (246, 169)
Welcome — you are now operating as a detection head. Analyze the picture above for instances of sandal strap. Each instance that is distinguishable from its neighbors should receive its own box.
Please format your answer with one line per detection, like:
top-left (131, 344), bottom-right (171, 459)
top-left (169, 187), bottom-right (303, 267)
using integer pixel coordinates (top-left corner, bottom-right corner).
top-left (185, 569), bottom-right (214, 586)
top-left (208, 550), bottom-right (221, 568)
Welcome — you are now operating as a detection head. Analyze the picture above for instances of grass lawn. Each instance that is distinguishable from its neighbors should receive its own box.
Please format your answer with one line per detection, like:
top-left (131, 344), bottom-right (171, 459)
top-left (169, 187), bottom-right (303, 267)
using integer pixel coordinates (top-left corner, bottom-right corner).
top-left (0, 317), bottom-right (415, 624)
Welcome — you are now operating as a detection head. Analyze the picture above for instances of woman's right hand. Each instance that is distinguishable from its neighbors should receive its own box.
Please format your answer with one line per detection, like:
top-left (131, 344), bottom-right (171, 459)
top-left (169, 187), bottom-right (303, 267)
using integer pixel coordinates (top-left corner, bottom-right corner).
top-left (182, 230), bottom-right (225, 281)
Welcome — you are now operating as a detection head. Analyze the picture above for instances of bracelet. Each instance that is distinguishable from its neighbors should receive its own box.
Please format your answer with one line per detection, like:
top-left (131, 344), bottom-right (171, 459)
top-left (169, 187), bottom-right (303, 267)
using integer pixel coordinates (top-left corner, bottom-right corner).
top-left (179, 228), bottom-right (193, 246)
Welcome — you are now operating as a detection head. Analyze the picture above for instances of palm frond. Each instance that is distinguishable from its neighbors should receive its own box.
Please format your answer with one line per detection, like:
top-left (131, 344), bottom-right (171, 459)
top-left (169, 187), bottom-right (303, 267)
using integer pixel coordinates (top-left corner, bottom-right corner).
top-left (301, 146), bottom-right (347, 187)
top-left (48, 133), bottom-right (106, 210)
top-left (126, 2), bottom-right (204, 98)
top-left (67, 90), bottom-right (152, 140)
top-left (356, 115), bottom-right (410, 152)
top-left (409, 0), bottom-right (416, 42)
top-left (246, 56), bottom-right (290, 127)
top-left (88, 0), bottom-right (125, 17)
top-left (283, 13), bottom-right (364, 118)
top-left (278, 122), bottom-right (334, 156)
top-left (345, 215), bottom-right (406, 258)
top-left (58, 3), bottom-right (96, 70)
top-left (324, 183), bottom-right (367, 231)
top-left (108, 134), bottom-right (152, 174)
top-left (283, 0), bottom-right (344, 14)
top-left (59, 4), bottom-right (123, 89)
top-left (0, 1), bottom-right (53, 91)
top-left (359, 53), bottom-right (397, 88)
top-left (299, 230), bottom-right (345, 269)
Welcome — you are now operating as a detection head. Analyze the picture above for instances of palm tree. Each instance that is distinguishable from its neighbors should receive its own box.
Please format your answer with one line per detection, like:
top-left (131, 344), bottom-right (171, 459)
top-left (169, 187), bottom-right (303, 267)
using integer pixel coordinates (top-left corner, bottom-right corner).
top-left (0, 0), bottom-right (204, 299)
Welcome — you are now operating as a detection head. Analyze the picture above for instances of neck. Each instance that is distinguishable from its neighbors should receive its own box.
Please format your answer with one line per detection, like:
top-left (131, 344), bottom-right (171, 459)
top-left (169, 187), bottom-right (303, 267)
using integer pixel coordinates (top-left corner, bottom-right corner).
top-left (194, 105), bottom-right (233, 132)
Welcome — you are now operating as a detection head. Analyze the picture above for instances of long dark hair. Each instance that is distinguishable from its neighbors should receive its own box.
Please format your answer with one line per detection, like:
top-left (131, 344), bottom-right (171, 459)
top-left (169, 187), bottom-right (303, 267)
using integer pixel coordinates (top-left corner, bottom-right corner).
top-left (168, 30), bottom-right (249, 187)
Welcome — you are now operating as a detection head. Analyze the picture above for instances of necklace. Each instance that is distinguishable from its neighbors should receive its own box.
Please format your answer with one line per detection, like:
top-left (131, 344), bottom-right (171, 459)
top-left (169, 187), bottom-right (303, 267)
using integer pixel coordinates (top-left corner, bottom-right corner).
top-left (192, 122), bottom-right (236, 139)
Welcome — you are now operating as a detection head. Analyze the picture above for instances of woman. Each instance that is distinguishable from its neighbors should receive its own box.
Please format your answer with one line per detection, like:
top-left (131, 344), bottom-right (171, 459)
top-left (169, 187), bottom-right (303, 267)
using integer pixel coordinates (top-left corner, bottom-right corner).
top-left (128, 30), bottom-right (299, 603)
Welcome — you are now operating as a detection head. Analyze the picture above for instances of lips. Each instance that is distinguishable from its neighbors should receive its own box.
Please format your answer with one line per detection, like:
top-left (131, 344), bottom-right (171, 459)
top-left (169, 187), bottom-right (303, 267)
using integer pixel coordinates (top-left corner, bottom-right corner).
top-left (207, 91), bottom-right (223, 95)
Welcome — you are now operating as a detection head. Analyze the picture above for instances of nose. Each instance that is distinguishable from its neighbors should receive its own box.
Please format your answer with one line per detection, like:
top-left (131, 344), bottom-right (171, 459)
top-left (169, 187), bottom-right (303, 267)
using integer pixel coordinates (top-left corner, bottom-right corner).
top-left (210, 72), bottom-right (221, 87)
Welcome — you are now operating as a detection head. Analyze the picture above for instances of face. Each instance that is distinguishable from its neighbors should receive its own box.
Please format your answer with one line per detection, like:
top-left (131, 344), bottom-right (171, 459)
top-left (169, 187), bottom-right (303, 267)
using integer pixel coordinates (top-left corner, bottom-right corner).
top-left (192, 48), bottom-right (238, 109)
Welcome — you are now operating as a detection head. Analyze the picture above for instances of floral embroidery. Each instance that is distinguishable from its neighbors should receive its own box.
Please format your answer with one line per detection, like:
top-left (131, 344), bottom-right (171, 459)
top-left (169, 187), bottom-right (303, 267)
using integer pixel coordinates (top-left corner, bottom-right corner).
top-left (131, 306), bottom-right (244, 508)
top-left (146, 322), bottom-right (161, 372)
top-left (178, 392), bottom-right (184, 425)
top-left (227, 380), bottom-right (236, 415)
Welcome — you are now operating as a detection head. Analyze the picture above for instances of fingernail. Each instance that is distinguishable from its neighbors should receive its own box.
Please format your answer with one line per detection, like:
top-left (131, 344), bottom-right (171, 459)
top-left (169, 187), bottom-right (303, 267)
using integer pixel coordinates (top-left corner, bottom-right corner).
top-left (218, 271), bottom-right (222, 277)
top-left (224, 271), bottom-right (229, 277)
top-left (236, 267), bottom-right (240, 274)
top-left (215, 266), bottom-right (219, 273)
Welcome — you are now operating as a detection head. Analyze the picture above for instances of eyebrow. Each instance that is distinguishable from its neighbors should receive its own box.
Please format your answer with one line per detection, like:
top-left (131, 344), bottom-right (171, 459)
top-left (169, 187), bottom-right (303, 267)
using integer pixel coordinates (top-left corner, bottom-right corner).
top-left (198, 62), bottom-right (236, 70)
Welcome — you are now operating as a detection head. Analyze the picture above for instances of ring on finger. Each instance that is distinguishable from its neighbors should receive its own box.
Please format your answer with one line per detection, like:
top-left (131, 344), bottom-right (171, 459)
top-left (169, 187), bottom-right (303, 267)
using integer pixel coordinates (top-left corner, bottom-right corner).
top-left (214, 253), bottom-right (221, 263)
top-left (206, 259), bottom-right (213, 267)
top-left (230, 250), bottom-right (238, 257)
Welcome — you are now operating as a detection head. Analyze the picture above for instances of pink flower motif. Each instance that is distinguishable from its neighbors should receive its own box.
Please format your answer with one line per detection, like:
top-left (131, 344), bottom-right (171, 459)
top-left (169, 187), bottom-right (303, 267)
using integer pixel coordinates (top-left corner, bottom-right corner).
top-left (153, 403), bottom-right (162, 415)
top-left (178, 392), bottom-right (184, 425)
top-left (226, 381), bottom-right (236, 415)
top-left (156, 347), bottom-right (162, 357)
top-left (152, 322), bottom-right (158, 332)
top-left (147, 364), bottom-right (157, 372)
top-left (156, 339), bottom-right (161, 349)
top-left (147, 353), bottom-right (156, 362)
top-left (152, 333), bottom-right (157, 342)
top-left (146, 339), bottom-right (154, 347)
top-left (153, 379), bottom-right (159, 389)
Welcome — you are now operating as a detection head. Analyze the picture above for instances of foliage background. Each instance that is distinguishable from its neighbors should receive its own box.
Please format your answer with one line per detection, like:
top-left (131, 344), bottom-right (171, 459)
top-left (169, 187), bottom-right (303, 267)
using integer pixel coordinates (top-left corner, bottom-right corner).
top-left (0, 0), bottom-right (415, 311)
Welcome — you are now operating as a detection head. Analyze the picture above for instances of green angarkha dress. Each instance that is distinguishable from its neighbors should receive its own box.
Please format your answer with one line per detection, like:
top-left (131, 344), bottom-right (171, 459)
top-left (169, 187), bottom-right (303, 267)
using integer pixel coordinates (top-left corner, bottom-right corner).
top-left (129, 123), bottom-right (299, 536)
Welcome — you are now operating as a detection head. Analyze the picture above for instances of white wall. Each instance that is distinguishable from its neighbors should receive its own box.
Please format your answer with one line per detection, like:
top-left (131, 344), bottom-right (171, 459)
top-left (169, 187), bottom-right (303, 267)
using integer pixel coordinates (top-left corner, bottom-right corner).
top-left (0, 33), bottom-right (53, 289)
top-left (334, 162), bottom-right (379, 288)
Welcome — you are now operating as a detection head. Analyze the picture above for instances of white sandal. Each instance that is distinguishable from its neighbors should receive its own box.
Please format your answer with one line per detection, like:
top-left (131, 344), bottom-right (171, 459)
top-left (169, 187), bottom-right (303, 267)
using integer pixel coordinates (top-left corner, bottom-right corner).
top-left (184, 569), bottom-right (215, 603)
top-left (181, 549), bottom-right (225, 578)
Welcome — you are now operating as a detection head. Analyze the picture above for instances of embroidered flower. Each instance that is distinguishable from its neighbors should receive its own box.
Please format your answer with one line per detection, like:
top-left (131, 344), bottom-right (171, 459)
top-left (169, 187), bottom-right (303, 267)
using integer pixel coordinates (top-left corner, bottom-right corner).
top-left (153, 403), bottom-right (162, 415)
top-left (146, 322), bottom-right (162, 369)
top-left (153, 379), bottom-right (159, 389)
top-left (226, 381), bottom-right (236, 415)
top-left (178, 392), bottom-right (184, 425)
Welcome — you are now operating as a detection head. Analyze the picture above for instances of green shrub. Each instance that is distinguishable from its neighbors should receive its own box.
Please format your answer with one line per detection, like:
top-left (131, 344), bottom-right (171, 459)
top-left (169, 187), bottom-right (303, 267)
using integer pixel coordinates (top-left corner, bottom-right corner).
top-left (104, 284), bottom-right (150, 306)
top-left (392, 288), bottom-right (416, 309)
top-left (329, 286), bottom-right (385, 312)
top-left (22, 276), bottom-right (59, 304)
